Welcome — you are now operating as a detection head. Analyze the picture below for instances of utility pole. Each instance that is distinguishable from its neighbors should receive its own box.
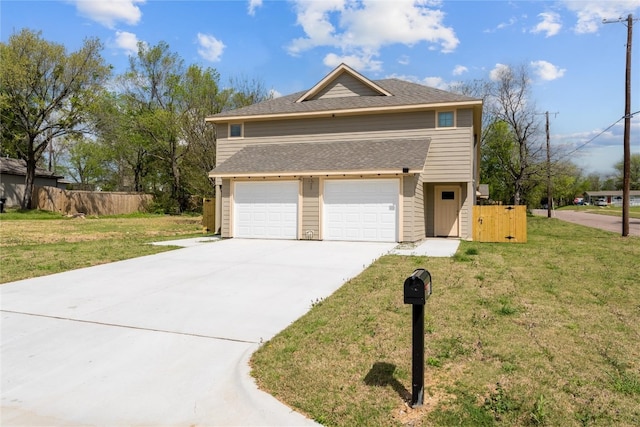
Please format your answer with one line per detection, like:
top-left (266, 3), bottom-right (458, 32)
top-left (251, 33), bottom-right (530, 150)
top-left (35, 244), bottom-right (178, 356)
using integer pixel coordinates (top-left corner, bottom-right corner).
top-left (604, 14), bottom-right (636, 237)
top-left (546, 112), bottom-right (552, 218)
top-left (537, 111), bottom-right (558, 218)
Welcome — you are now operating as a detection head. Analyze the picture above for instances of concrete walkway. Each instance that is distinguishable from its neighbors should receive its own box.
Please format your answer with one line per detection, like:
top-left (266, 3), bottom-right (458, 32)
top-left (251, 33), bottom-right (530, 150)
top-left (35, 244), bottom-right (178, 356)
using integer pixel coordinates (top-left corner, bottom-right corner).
top-left (1, 237), bottom-right (460, 426)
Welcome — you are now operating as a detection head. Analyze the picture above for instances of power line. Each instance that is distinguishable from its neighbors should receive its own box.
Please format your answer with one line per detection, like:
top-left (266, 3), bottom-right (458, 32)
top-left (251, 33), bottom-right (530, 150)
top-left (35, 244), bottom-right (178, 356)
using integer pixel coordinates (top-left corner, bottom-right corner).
top-left (559, 110), bottom-right (639, 161)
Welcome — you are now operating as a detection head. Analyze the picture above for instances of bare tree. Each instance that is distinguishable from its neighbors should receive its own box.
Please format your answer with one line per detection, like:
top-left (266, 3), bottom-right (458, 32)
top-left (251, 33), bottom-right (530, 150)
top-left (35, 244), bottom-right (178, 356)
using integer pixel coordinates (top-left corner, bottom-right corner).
top-left (490, 64), bottom-right (546, 205)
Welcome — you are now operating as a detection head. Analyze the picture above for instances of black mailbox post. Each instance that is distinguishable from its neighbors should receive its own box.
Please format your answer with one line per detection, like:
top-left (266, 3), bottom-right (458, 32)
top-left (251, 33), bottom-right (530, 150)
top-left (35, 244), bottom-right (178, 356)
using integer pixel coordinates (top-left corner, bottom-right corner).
top-left (403, 268), bottom-right (432, 407)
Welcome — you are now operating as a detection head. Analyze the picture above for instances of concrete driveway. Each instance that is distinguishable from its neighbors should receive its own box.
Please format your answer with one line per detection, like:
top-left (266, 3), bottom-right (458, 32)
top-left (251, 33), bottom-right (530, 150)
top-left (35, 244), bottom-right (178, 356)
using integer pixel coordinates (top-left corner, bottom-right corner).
top-left (1, 239), bottom-right (396, 426)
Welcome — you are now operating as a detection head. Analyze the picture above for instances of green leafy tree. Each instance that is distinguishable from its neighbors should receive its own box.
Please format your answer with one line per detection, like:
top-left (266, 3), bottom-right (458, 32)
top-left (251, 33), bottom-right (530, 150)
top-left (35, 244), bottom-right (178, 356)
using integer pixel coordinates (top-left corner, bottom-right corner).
top-left (90, 91), bottom-right (154, 192)
top-left (120, 41), bottom-right (189, 211)
top-left (614, 153), bottom-right (640, 190)
top-left (58, 135), bottom-right (109, 189)
top-left (0, 29), bottom-right (110, 208)
top-left (551, 162), bottom-right (589, 206)
top-left (117, 41), bottom-right (272, 212)
top-left (480, 120), bottom-right (517, 203)
top-left (585, 173), bottom-right (602, 191)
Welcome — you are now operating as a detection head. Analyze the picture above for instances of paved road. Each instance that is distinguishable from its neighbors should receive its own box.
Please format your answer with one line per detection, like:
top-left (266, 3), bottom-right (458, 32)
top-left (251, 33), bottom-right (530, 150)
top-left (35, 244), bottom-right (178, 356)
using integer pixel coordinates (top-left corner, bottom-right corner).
top-left (531, 209), bottom-right (640, 236)
top-left (2, 239), bottom-right (397, 427)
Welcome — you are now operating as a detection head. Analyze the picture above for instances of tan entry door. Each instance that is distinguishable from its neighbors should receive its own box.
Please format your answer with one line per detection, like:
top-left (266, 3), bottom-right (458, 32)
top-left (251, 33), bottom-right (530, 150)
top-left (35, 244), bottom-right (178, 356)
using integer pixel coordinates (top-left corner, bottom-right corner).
top-left (435, 186), bottom-right (460, 237)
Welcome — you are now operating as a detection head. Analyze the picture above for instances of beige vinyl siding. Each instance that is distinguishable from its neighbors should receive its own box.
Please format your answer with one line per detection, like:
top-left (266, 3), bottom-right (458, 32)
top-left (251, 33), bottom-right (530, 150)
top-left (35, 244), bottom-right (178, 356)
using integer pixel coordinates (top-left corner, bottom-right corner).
top-left (217, 125), bottom-right (228, 139)
top-left (461, 182), bottom-right (473, 240)
top-left (422, 128), bottom-right (473, 182)
top-left (424, 183), bottom-right (435, 237)
top-left (401, 175), bottom-right (415, 242)
top-left (302, 178), bottom-right (320, 239)
top-left (216, 111), bottom-right (444, 164)
top-left (221, 179), bottom-right (231, 237)
top-left (312, 73), bottom-right (382, 99)
top-left (456, 108), bottom-right (473, 127)
top-left (400, 174), bottom-right (426, 242)
top-left (413, 174), bottom-right (426, 240)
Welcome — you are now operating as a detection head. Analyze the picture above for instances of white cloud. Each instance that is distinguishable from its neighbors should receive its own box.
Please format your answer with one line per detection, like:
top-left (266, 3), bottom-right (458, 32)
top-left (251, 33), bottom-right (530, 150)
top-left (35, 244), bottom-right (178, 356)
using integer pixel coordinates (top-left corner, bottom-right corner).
top-left (398, 55), bottom-right (410, 65)
top-left (452, 65), bottom-right (468, 76)
top-left (269, 89), bottom-right (283, 99)
top-left (489, 63), bottom-right (511, 81)
top-left (531, 12), bottom-right (562, 37)
top-left (248, 0), bottom-right (262, 16)
top-left (197, 33), bottom-right (225, 62)
top-left (484, 17), bottom-right (517, 33)
top-left (531, 60), bottom-right (566, 81)
top-left (288, 0), bottom-right (458, 71)
top-left (386, 73), bottom-right (450, 90)
top-left (74, 0), bottom-right (145, 29)
top-left (323, 52), bottom-right (382, 72)
top-left (562, 0), bottom-right (640, 34)
top-left (422, 76), bottom-right (448, 90)
top-left (114, 31), bottom-right (140, 55)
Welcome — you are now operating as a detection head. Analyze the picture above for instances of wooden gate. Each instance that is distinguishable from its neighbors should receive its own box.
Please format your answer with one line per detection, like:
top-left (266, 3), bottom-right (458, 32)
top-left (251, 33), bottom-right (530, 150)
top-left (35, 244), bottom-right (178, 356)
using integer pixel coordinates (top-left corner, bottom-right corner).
top-left (472, 205), bottom-right (527, 243)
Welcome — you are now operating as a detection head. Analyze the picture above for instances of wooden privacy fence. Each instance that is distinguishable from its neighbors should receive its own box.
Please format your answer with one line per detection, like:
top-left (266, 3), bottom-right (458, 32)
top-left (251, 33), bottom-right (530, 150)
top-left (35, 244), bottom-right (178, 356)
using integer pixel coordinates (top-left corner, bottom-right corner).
top-left (472, 205), bottom-right (527, 243)
top-left (34, 186), bottom-right (153, 216)
top-left (202, 198), bottom-right (215, 233)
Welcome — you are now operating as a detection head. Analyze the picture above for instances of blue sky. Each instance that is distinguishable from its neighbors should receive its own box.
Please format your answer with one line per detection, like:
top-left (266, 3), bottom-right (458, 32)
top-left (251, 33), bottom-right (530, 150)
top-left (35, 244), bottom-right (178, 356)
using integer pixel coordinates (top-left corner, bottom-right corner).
top-left (2, 0), bottom-right (639, 176)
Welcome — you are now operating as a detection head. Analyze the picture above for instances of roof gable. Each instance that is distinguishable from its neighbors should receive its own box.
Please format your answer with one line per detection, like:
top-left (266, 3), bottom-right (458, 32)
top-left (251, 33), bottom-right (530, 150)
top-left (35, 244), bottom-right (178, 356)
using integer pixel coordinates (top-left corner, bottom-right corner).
top-left (295, 63), bottom-right (392, 103)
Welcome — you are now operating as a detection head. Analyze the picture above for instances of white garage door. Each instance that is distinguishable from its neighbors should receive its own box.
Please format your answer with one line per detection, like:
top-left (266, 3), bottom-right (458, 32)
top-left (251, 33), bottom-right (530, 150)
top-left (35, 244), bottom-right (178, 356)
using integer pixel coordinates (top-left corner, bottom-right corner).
top-left (323, 179), bottom-right (399, 242)
top-left (234, 181), bottom-right (298, 239)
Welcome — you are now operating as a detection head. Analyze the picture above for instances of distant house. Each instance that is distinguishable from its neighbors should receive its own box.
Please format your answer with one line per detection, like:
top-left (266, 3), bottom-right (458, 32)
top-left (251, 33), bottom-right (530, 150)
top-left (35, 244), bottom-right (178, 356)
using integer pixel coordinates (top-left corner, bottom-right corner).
top-left (0, 158), bottom-right (68, 207)
top-left (206, 64), bottom-right (483, 242)
top-left (585, 190), bottom-right (640, 207)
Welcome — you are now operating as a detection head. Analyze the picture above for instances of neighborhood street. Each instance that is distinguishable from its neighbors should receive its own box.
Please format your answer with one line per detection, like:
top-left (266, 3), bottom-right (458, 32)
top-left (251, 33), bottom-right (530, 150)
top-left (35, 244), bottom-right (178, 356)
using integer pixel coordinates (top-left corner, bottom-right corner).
top-left (531, 209), bottom-right (640, 237)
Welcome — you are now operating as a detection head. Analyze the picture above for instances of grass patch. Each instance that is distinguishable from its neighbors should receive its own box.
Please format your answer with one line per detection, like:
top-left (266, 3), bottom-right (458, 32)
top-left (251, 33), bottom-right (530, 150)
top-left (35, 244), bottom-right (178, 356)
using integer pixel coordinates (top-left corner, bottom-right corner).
top-left (251, 217), bottom-right (640, 426)
top-left (558, 205), bottom-right (640, 219)
top-left (0, 213), bottom-right (206, 283)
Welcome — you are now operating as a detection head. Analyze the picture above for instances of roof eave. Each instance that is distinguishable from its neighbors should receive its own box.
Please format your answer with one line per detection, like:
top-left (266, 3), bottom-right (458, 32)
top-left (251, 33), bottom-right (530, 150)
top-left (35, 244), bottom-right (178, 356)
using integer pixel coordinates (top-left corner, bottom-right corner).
top-left (208, 169), bottom-right (424, 179)
top-left (205, 99), bottom-right (483, 123)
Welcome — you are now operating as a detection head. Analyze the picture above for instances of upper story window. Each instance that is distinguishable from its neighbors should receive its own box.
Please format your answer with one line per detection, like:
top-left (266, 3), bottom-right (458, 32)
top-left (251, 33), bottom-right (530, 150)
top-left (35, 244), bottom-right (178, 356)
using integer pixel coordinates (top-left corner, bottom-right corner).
top-left (229, 123), bottom-right (243, 138)
top-left (437, 111), bottom-right (455, 128)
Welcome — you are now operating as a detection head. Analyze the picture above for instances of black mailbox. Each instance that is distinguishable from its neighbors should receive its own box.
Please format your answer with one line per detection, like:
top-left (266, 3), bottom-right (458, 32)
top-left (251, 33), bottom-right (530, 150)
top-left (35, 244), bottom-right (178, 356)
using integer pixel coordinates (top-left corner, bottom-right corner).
top-left (403, 268), bottom-right (432, 305)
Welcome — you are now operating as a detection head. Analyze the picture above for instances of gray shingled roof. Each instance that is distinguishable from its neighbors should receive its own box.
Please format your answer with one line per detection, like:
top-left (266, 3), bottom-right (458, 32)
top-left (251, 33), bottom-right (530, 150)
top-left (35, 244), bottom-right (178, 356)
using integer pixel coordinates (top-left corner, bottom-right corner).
top-left (0, 157), bottom-right (63, 178)
top-left (209, 79), bottom-right (479, 120)
top-left (209, 138), bottom-right (431, 177)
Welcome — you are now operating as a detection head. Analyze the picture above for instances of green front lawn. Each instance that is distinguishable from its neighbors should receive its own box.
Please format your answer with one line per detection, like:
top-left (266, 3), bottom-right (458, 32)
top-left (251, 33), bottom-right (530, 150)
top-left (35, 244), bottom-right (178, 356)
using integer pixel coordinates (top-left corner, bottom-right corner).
top-left (252, 217), bottom-right (640, 426)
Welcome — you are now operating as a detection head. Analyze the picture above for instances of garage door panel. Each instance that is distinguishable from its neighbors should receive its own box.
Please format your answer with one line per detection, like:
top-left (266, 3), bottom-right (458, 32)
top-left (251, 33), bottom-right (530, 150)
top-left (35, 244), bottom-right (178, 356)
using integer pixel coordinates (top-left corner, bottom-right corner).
top-left (234, 181), bottom-right (298, 239)
top-left (323, 179), bottom-right (398, 242)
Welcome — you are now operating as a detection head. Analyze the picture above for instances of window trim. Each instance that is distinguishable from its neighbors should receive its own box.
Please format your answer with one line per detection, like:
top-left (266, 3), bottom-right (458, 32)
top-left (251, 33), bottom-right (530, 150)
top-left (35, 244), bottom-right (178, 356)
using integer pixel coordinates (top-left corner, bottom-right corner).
top-left (229, 123), bottom-right (244, 138)
top-left (436, 110), bottom-right (456, 128)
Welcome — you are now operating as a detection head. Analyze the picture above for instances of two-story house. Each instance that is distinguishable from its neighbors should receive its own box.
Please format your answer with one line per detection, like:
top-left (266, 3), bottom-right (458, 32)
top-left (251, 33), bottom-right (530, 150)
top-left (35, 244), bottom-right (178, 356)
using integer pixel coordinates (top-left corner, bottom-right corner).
top-left (207, 63), bottom-right (482, 243)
